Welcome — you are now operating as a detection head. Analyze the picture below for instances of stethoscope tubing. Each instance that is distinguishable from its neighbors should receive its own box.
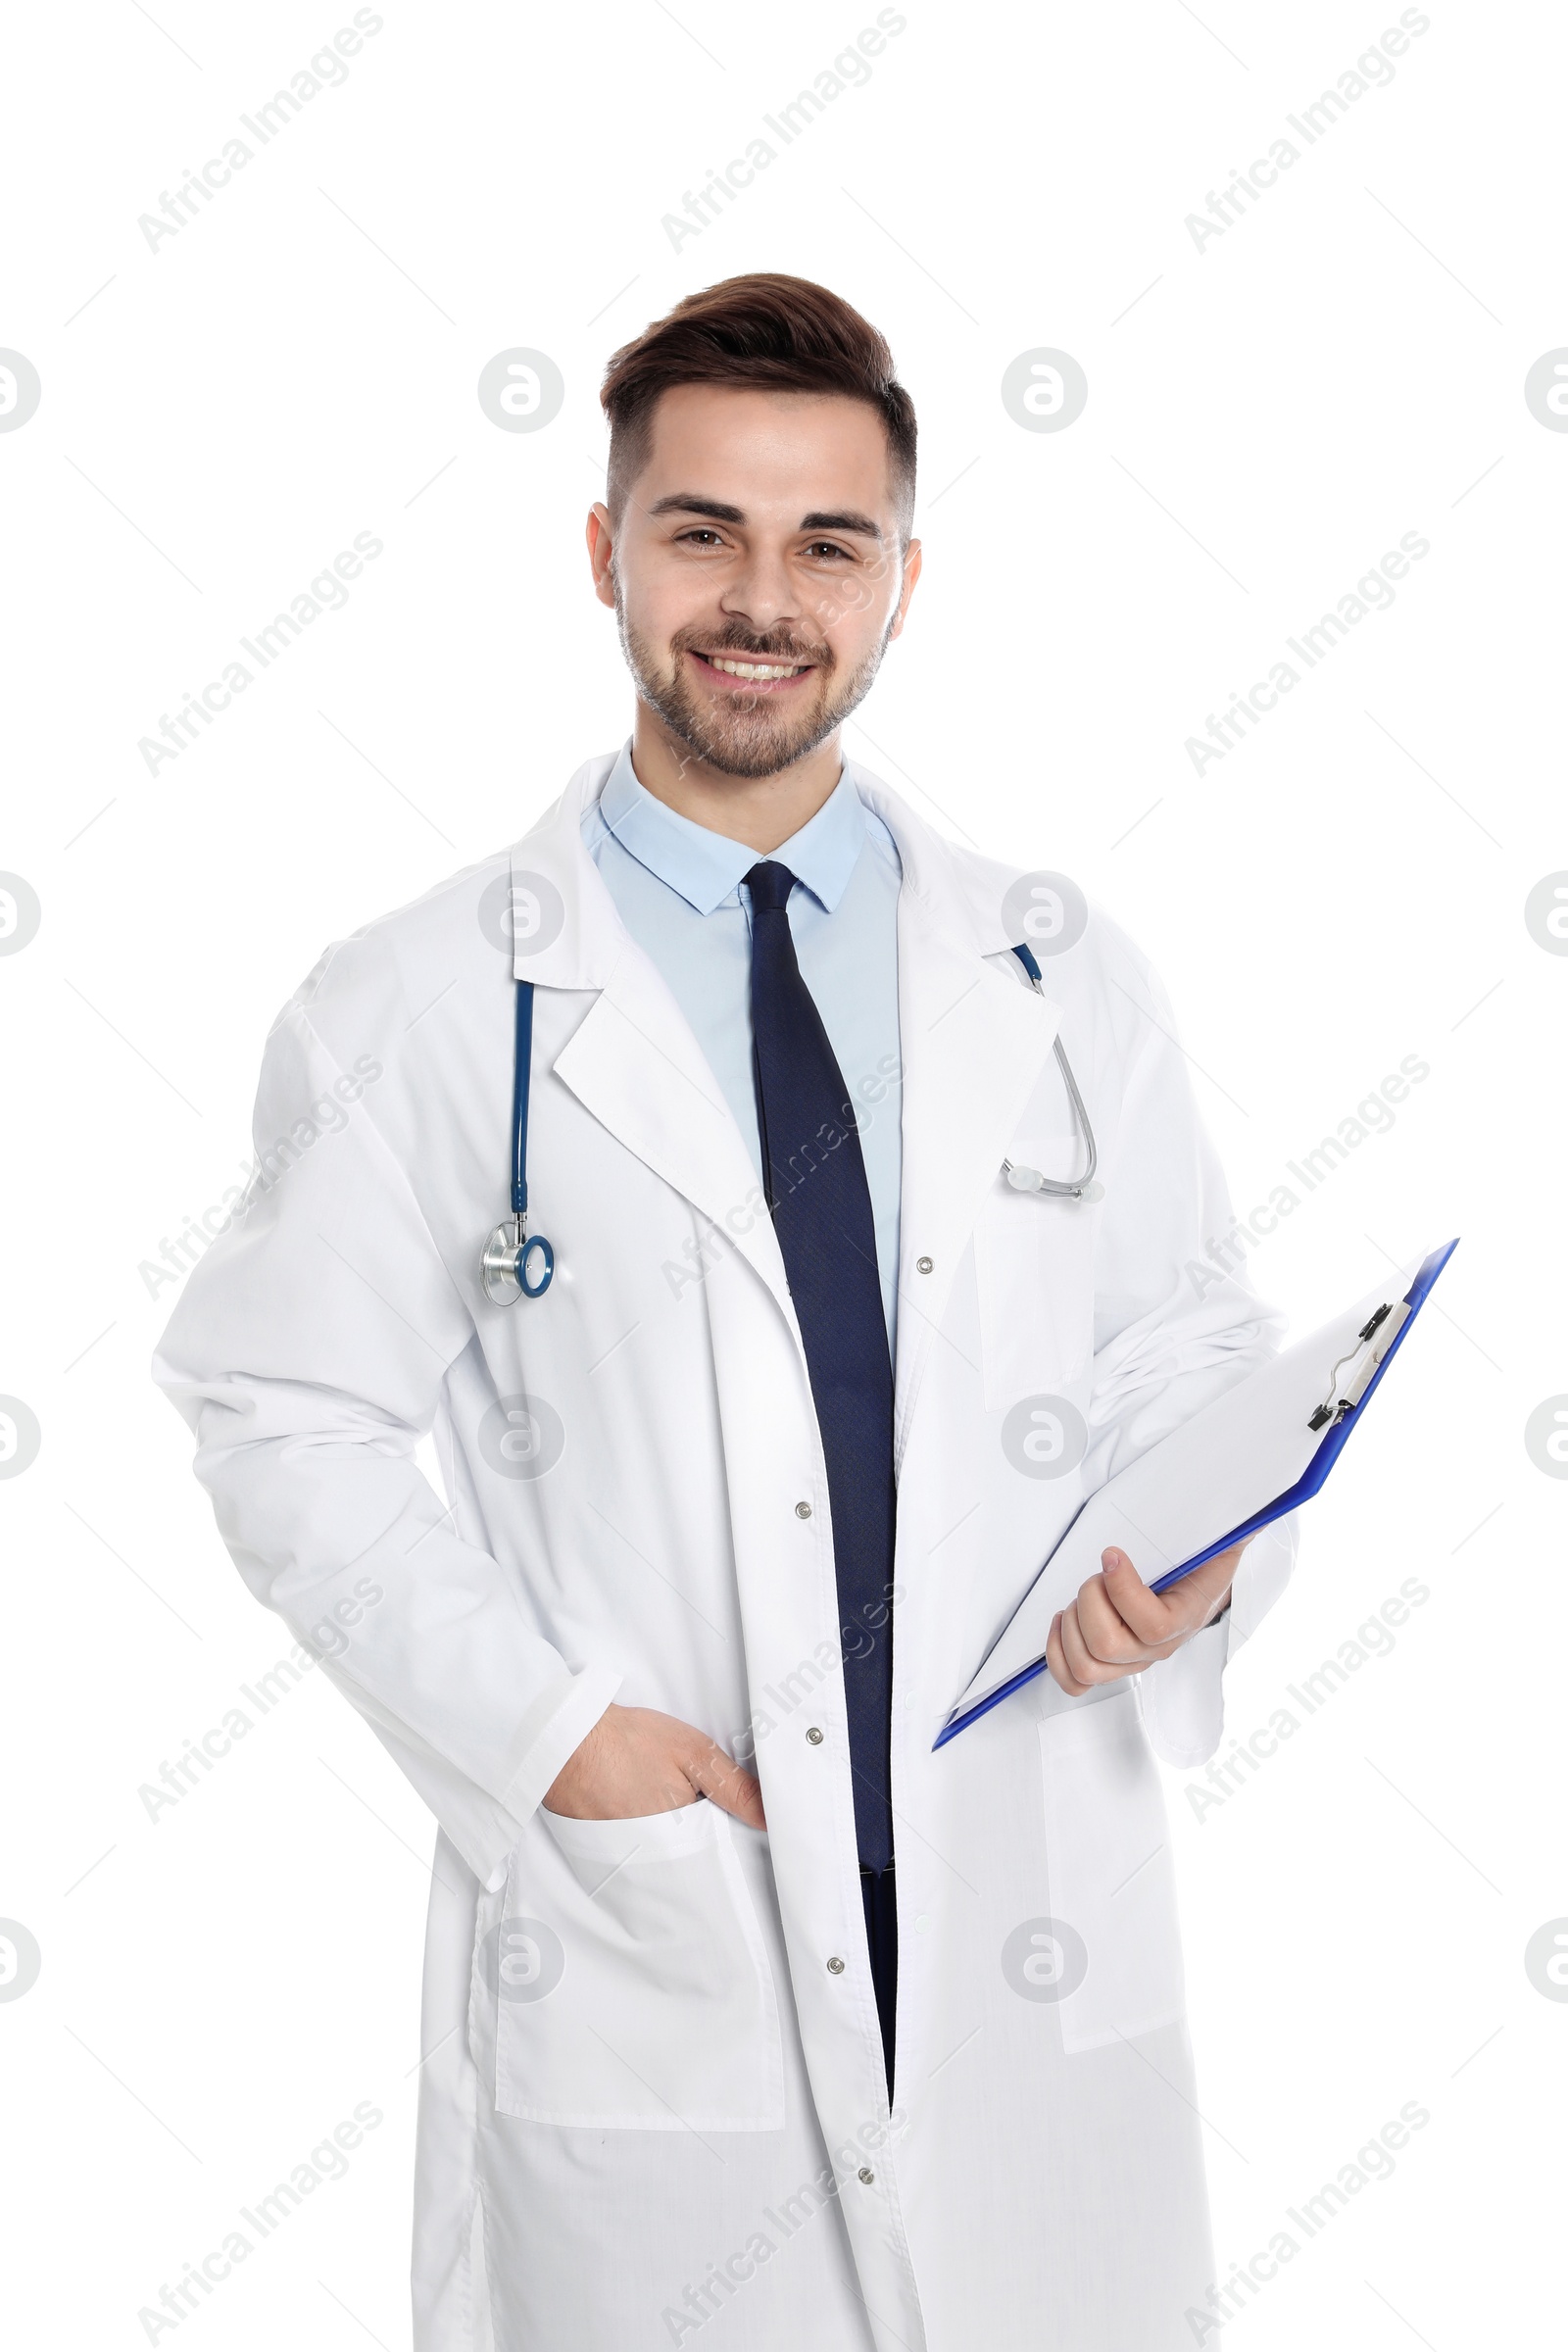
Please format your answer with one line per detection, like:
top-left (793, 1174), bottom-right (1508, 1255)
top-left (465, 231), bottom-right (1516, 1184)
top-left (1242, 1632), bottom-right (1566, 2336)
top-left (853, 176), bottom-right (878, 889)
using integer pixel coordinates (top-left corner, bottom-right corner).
top-left (1004, 943), bottom-right (1100, 1200)
top-left (481, 978), bottom-right (556, 1302)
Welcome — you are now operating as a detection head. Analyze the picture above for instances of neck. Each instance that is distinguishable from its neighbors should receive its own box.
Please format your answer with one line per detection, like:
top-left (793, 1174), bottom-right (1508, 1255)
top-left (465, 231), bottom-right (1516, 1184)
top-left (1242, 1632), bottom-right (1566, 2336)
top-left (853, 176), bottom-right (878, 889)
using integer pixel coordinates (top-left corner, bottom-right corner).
top-left (627, 704), bottom-right (844, 853)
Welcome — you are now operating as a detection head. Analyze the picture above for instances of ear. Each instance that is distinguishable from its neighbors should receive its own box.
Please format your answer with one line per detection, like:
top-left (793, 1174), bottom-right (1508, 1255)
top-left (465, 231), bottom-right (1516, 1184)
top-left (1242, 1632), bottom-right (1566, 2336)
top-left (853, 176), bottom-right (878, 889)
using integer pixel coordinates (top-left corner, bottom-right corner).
top-left (586, 502), bottom-right (617, 609)
top-left (887, 538), bottom-right (922, 642)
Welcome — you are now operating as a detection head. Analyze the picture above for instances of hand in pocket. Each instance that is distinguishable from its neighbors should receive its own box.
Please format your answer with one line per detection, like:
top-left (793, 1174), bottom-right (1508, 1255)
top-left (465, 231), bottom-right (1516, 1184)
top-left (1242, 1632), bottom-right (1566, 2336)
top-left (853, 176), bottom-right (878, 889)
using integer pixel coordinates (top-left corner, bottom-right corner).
top-left (543, 1702), bottom-right (766, 1827)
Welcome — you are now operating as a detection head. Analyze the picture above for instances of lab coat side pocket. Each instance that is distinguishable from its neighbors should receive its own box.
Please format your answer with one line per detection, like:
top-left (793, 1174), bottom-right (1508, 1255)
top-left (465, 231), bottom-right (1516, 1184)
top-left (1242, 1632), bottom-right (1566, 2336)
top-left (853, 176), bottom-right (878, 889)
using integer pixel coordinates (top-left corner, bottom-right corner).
top-left (489, 1800), bottom-right (785, 2132)
top-left (1037, 1690), bottom-right (1186, 2054)
top-left (973, 1139), bottom-right (1099, 1413)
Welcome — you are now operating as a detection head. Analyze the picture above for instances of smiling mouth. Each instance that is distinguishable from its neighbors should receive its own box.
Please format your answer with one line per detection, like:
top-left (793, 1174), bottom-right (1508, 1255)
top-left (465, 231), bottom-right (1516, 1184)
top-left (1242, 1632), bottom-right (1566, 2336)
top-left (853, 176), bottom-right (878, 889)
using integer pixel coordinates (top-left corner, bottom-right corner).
top-left (689, 650), bottom-right (815, 688)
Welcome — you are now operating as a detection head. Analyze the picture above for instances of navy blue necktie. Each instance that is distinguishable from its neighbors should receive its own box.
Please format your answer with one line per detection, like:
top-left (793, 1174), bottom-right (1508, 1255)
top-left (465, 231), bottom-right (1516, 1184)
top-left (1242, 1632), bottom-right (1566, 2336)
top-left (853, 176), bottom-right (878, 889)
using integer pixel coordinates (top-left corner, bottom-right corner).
top-left (745, 860), bottom-right (896, 1874)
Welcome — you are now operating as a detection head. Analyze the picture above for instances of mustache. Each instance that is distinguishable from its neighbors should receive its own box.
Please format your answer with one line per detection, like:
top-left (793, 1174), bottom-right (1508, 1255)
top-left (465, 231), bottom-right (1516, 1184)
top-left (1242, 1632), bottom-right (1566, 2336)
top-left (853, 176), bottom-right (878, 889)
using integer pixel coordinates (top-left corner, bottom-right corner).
top-left (670, 621), bottom-right (835, 670)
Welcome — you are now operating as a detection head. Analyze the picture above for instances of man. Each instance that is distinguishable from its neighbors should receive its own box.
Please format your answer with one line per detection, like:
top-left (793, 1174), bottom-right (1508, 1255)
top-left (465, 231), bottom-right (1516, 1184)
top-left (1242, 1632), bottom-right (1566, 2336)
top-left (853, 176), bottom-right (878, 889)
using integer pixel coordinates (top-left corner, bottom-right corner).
top-left (155, 274), bottom-right (1294, 2351)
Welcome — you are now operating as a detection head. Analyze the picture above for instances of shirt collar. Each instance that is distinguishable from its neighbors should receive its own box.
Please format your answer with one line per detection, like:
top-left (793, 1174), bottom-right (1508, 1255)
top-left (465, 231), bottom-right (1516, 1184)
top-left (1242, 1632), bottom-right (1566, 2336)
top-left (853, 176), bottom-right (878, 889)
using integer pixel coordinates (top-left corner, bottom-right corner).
top-left (596, 741), bottom-right (868, 916)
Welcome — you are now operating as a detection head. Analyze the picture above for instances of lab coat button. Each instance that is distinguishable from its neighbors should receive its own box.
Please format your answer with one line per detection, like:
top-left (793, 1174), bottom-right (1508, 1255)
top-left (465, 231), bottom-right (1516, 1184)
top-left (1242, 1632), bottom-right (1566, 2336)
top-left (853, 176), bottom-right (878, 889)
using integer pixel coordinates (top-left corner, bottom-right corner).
top-left (915, 1254), bottom-right (933, 1274)
top-left (806, 1726), bottom-right (824, 1744)
top-left (795, 1500), bottom-right (812, 1519)
top-left (858, 2167), bottom-right (875, 2184)
top-left (826, 1955), bottom-right (846, 1974)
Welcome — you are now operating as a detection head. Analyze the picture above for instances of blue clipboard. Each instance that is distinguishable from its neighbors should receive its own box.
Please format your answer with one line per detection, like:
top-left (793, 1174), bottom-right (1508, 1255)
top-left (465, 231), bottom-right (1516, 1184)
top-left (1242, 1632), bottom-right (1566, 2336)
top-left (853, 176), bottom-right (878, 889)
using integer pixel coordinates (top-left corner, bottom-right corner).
top-left (934, 1238), bottom-right (1458, 1748)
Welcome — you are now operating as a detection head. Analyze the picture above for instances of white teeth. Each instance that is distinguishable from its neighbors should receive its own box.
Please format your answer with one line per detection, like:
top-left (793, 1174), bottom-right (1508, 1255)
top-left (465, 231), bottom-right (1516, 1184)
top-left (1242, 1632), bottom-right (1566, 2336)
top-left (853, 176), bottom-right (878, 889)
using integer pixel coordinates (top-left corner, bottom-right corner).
top-left (708, 656), bottom-right (803, 680)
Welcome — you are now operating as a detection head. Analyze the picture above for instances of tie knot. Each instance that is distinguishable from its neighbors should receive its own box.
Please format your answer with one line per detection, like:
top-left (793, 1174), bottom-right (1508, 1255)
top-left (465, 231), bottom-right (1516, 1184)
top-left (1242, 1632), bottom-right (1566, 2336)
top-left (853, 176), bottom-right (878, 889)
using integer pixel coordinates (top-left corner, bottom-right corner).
top-left (745, 859), bottom-right (798, 914)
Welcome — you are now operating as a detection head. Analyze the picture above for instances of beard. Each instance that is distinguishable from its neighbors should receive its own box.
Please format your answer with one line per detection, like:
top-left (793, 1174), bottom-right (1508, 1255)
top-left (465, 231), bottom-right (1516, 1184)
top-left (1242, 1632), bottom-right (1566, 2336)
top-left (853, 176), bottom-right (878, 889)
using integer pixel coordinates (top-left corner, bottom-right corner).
top-left (615, 596), bottom-right (894, 780)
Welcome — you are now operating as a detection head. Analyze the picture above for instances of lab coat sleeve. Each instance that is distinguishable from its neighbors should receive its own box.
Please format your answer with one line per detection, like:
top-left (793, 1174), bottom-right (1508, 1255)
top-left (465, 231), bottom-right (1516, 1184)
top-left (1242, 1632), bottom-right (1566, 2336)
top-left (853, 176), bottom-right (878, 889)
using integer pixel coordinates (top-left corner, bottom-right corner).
top-left (1079, 949), bottom-right (1298, 1768)
top-left (152, 995), bottom-right (620, 1889)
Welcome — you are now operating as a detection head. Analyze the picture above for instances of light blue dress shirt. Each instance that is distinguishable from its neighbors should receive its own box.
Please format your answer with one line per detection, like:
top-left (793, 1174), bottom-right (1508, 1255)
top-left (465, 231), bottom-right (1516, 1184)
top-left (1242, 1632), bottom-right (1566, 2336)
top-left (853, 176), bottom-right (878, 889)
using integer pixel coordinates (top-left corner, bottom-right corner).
top-left (582, 744), bottom-right (905, 1349)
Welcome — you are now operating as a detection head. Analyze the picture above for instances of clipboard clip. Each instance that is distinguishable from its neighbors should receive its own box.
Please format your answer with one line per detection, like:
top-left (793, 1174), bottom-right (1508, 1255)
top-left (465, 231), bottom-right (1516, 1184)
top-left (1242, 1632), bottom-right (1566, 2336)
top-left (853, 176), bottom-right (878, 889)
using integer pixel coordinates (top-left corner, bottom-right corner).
top-left (1307, 1299), bottom-right (1411, 1431)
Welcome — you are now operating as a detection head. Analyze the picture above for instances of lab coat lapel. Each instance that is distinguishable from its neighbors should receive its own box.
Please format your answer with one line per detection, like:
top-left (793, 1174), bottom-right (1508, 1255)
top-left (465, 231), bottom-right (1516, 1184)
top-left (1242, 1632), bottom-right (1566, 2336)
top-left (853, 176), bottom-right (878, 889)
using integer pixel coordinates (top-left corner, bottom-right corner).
top-left (507, 760), bottom-right (794, 1321)
top-left (553, 974), bottom-right (796, 1314)
top-left (855, 776), bottom-right (1065, 1465)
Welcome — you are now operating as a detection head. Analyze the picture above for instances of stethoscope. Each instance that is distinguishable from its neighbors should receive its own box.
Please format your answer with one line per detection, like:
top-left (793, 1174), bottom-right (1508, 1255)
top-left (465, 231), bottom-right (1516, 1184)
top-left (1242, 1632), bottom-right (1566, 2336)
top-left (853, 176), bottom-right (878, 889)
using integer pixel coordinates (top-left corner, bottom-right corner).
top-left (479, 940), bottom-right (1099, 1305)
top-left (481, 981), bottom-right (557, 1303)
top-left (1001, 942), bottom-right (1102, 1203)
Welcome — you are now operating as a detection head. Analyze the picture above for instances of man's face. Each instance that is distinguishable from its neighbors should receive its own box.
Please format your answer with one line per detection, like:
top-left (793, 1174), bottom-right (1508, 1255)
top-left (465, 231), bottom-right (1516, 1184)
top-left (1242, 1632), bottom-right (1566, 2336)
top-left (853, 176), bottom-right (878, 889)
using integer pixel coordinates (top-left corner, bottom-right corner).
top-left (589, 384), bottom-right (920, 778)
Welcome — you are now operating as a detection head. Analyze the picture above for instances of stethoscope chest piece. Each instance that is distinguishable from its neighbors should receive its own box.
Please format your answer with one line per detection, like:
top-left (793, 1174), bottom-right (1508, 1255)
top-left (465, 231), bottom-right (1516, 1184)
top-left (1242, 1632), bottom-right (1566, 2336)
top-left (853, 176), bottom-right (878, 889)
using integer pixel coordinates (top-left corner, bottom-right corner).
top-left (482, 1214), bottom-right (555, 1304)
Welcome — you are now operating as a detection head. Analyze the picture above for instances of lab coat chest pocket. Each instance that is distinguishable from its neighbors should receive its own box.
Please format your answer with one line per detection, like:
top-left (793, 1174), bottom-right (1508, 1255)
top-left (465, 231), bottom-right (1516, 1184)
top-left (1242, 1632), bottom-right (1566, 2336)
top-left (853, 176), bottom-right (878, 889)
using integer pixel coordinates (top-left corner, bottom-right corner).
top-left (1037, 1690), bottom-right (1185, 2053)
top-left (973, 1138), bottom-right (1099, 1411)
top-left (483, 1800), bottom-right (784, 2131)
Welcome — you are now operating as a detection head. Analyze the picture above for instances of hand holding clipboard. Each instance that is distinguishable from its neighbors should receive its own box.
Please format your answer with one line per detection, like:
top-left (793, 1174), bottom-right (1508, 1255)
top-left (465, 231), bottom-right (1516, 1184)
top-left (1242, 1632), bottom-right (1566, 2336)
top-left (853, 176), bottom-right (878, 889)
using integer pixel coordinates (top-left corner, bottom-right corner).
top-left (937, 1240), bottom-right (1458, 1745)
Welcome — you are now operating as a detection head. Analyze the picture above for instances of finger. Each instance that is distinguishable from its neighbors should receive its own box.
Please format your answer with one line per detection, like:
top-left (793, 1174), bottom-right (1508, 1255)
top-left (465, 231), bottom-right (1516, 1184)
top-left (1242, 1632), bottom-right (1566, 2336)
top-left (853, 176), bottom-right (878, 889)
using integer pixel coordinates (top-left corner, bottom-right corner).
top-left (1056, 1599), bottom-right (1135, 1690)
top-left (1098, 1546), bottom-right (1235, 1646)
top-left (1046, 1609), bottom-right (1092, 1698)
top-left (1092, 1549), bottom-right (1187, 1644)
top-left (686, 1737), bottom-right (767, 1829)
top-left (1073, 1570), bottom-right (1160, 1668)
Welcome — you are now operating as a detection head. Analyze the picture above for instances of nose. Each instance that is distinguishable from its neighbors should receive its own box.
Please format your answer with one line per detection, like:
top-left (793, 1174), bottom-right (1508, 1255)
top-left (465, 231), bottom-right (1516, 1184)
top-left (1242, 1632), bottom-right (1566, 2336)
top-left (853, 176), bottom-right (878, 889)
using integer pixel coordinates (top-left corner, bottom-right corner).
top-left (717, 541), bottom-right (805, 639)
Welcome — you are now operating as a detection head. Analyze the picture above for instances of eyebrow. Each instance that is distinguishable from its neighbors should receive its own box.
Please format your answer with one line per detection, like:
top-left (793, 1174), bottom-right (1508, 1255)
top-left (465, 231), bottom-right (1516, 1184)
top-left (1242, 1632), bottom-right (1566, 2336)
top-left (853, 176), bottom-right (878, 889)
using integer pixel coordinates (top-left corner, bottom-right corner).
top-left (802, 509), bottom-right (883, 542)
top-left (649, 494), bottom-right (746, 523)
top-left (648, 493), bottom-right (884, 543)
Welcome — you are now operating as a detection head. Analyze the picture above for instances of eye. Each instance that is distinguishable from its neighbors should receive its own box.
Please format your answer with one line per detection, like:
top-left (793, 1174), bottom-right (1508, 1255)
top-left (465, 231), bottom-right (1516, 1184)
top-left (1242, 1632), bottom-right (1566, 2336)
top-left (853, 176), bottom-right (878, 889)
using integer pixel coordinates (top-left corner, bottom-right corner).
top-left (804, 540), bottom-right (852, 562)
top-left (675, 527), bottom-right (728, 548)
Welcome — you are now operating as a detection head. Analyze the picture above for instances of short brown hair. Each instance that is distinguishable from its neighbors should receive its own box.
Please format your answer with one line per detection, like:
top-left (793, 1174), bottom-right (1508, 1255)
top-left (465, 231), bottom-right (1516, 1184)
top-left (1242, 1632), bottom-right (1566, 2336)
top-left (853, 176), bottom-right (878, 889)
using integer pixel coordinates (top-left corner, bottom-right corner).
top-left (600, 273), bottom-right (916, 537)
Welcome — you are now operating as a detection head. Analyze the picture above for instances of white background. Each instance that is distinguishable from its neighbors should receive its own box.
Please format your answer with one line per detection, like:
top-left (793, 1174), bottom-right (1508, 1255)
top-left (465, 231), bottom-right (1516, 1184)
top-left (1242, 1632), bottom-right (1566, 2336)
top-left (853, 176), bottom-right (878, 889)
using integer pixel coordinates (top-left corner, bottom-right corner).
top-left (2, 1), bottom-right (1564, 2344)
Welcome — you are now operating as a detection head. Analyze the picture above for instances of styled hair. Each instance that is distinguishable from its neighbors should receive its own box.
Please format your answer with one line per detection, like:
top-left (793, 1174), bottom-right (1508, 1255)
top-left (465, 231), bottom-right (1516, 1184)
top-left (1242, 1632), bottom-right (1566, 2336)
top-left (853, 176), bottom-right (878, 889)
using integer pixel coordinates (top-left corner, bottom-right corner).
top-left (600, 272), bottom-right (916, 536)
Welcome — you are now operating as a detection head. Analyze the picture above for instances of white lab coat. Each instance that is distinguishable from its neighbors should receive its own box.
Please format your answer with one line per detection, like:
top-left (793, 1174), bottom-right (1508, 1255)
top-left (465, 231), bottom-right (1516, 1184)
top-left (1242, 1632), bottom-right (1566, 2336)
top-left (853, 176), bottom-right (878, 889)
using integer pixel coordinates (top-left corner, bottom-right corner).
top-left (154, 756), bottom-right (1295, 2352)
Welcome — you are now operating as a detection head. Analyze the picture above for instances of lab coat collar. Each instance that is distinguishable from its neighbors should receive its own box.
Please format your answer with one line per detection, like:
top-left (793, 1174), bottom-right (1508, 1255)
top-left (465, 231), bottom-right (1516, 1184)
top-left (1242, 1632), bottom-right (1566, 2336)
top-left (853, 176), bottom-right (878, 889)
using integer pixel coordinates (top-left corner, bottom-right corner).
top-left (596, 742), bottom-right (869, 917)
top-left (505, 748), bottom-right (1027, 989)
